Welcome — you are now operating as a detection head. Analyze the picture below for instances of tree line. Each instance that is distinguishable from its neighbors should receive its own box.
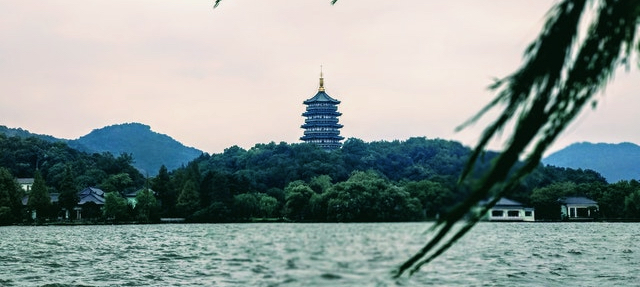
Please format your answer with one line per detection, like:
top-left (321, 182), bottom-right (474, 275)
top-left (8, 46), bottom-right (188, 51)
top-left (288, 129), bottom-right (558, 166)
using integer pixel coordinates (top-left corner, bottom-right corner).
top-left (156, 138), bottom-right (640, 222)
top-left (1, 134), bottom-right (640, 225)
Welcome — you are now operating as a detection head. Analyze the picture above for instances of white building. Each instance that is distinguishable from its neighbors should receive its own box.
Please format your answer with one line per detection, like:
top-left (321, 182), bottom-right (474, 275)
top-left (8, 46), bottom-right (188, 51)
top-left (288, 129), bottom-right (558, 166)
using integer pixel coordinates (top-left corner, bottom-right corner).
top-left (479, 197), bottom-right (535, 222)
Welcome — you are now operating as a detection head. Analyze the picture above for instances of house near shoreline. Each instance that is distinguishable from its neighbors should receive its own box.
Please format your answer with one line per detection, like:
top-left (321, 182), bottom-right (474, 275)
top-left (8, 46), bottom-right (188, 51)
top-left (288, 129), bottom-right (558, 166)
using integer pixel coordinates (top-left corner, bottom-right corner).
top-left (478, 197), bottom-right (535, 222)
top-left (22, 186), bottom-right (106, 219)
top-left (73, 187), bottom-right (106, 219)
top-left (559, 196), bottom-right (599, 220)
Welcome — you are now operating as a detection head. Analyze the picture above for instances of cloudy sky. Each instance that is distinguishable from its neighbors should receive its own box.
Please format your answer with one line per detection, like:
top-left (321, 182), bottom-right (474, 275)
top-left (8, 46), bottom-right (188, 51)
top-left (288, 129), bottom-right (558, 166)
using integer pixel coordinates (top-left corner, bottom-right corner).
top-left (1, 1), bottom-right (638, 155)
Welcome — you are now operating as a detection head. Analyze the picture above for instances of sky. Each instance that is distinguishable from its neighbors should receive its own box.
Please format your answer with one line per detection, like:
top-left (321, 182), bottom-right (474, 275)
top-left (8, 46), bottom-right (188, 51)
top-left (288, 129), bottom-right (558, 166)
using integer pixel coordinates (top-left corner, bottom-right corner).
top-left (1, 0), bottom-right (638, 155)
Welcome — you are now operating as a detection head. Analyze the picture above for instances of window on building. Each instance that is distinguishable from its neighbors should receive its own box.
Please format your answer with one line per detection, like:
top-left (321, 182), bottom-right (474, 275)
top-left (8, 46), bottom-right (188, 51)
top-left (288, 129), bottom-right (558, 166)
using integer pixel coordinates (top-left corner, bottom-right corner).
top-left (491, 210), bottom-right (503, 217)
top-left (507, 210), bottom-right (520, 217)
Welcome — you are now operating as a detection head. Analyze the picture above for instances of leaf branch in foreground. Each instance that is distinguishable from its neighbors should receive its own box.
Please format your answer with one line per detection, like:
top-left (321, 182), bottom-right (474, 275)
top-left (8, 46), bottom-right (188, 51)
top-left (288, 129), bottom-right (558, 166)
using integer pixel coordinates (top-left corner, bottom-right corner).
top-left (395, 0), bottom-right (640, 278)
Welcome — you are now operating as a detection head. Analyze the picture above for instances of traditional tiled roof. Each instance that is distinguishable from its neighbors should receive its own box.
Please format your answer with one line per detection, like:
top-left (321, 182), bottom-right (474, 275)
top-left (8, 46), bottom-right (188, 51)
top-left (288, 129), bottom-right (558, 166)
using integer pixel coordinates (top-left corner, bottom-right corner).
top-left (559, 196), bottom-right (598, 205)
top-left (79, 187), bottom-right (104, 197)
top-left (22, 187), bottom-right (106, 206)
top-left (78, 187), bottom-right (106, 205)
top-left (303, 91), bottom-right (340, 104)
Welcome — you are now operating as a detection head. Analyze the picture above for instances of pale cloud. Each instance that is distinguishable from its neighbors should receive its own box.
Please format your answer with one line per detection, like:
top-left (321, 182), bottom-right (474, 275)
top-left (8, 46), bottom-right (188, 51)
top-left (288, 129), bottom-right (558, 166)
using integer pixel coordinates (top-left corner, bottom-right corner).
top-left (1, 0), bottom-right (638, 155)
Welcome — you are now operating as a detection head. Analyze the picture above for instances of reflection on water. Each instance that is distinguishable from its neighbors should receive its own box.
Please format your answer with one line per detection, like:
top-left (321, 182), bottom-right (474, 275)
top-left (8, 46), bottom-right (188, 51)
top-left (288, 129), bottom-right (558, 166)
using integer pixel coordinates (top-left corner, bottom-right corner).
top-left (0, 222), bottom-right (638, 286)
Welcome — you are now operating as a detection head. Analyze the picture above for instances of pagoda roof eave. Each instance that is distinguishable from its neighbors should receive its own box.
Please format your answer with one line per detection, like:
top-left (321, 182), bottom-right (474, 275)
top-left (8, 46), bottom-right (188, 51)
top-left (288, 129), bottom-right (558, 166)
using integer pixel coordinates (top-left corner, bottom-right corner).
top-left (303, 91), bottom-right (340, 104)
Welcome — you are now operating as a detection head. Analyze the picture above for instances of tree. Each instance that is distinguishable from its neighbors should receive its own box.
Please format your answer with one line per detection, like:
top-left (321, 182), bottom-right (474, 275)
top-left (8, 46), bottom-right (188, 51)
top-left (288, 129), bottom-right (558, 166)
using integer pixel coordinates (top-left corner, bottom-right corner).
top-left (100, 173), bottom-right (133, 194)
top-left (599, 180), bottom-right (639, 218)
top-left (283, 181), bottom-right (314, 221)
top-left (103, 192), bottom-right (129, 222)
top-left (624, 189), bottom-right (640, 219)
top-left (233, 193), bottom-right (258, 219)
top-left (135, 188), bottom-right (159, 223)
top-left (176, 180), bottom-right (200, 218)
top-left (404, 180), bottom-right (456, 219)
top-left (0, 167), bottom-right (23, 225)
top-left (57, 165), bottom-right (79, 220)
top-left (530, 182), bottom-right (576, 220)
top-left (28, 170), bottom-right (50, 221)
top-left (309, 175), bottom-right (333, 194)
top-left (258, 194), bottom-right (279, 218)
top-left (152, 165), bottom-right (175, 216)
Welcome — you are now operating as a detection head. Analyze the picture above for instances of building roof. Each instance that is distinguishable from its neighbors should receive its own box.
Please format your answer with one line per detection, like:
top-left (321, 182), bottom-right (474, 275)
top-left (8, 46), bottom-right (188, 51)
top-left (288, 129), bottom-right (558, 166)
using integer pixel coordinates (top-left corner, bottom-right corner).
top-left (303, 70), bottom-right (340, 104)
top-left (17, 178), bottom-right (34, 184)
top-left (303, 91), bottom-right (340, 105)
top-left (79, 187), bottom-right (104, 197)
top-left (480, 197), bottom-right (525, 207)
top-left (22, 187), bottom-right (107, 206)
top-left (79, 193), bottom-right (106, 205)
top-left (559, 196), bottom-right (598, 205)
top-left (78, 187), bottom-right (106, 205)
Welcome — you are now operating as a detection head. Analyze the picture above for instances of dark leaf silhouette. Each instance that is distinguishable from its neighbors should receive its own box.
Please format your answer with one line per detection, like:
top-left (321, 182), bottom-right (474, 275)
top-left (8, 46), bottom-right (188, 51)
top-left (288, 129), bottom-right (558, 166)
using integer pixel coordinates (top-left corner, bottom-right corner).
top-left (395, 0), bottom-right (640, 277)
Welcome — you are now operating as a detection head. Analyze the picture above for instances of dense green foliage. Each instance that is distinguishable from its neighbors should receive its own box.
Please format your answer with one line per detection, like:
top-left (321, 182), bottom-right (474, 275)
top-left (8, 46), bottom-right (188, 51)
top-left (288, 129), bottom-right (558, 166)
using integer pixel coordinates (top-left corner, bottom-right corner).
top-left (27, 171), bottom-right (51, 221)
top-left (0, 167), bottom-right (23, 224)
top-left (0, 133), bottom-right (145, 195)
top-left (0, 134), bottom-right (146, 224)
top-left (2, 133), bottom-right (640, 225)
top-left (158, 138), bottom-right (640, 223)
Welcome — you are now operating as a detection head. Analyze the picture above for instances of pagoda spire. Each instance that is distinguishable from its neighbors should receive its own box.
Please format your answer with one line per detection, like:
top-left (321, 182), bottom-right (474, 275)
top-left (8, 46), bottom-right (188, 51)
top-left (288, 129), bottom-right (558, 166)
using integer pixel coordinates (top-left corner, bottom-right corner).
top-left (318, 65), bottom-right (325, 92)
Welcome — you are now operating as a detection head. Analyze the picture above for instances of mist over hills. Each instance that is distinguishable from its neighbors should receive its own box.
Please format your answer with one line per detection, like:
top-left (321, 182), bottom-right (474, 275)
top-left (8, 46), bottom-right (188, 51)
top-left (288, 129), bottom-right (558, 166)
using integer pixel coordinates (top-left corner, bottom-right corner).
top-left (1, 123), bottom-right (202, 175)
top-left (543, 142), bottom-right (640, 183)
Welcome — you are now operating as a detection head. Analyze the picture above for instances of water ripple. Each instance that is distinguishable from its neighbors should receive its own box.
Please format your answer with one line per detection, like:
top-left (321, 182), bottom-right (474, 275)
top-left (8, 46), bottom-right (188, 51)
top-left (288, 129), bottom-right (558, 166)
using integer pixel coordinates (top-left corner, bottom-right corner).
top-left (0, 223), bottom-right (639, 286)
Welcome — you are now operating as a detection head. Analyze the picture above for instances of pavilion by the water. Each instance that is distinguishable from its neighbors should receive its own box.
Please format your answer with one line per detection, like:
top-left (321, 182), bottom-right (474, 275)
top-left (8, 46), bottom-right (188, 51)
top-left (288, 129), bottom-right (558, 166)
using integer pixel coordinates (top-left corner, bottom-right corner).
top-left (300, 70), bottom-right (344, 150)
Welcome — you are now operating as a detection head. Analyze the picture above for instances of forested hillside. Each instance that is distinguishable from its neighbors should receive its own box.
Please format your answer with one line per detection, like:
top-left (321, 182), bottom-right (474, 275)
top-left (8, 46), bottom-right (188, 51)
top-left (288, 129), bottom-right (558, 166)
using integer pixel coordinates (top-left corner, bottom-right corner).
top-left (69, 123), bottom-right (203, 175)
top-left (153, 137), bottom-right (631, 222)
top-left (2, 134), bottom-right (639, 224)
top-left (0, 125), bottom-right (62, 143)
top-left (543, 142), bottom-right (640, 183)
top-left (0, 133), bottom-right (144, 192)
top-left (0, 133), bottom-right (145, 224)
top-left (0, 123), bottom-right (203, 176)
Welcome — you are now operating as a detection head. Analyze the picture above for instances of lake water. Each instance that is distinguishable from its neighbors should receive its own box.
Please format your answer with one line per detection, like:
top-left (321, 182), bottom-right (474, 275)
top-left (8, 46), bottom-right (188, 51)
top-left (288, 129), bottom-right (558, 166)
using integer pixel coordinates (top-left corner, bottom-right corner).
top-left (0, 222), bottom-right (638, 286)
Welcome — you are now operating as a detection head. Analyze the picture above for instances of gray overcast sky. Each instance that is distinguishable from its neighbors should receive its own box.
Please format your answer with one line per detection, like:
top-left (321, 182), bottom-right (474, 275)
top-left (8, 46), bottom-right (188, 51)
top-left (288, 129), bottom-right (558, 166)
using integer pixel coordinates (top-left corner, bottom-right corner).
top-left (1, 1), bottom-right (638, 154)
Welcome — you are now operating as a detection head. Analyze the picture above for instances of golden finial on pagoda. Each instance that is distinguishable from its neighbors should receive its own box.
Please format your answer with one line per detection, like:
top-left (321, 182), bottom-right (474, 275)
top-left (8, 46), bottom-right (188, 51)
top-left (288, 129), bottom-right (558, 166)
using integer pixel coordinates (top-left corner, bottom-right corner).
top-left (318, 65), bottom-right (325, 92)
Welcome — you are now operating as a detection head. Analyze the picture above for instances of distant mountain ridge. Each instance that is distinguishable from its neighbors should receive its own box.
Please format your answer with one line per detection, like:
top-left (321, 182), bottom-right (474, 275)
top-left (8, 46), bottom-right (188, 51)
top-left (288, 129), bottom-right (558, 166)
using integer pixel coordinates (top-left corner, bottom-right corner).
top-left (543, 142), bottom-right (640, 183)
top-left (1, 123), bottom-right (203, 175)
top-left (0, 125), bottom-right (61, 143)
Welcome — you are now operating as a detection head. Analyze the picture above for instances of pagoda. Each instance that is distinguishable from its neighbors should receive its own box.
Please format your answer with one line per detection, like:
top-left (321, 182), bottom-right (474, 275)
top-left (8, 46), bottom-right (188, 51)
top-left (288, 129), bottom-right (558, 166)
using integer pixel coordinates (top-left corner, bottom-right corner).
top-left (300, 70), bottom-right (344, 150)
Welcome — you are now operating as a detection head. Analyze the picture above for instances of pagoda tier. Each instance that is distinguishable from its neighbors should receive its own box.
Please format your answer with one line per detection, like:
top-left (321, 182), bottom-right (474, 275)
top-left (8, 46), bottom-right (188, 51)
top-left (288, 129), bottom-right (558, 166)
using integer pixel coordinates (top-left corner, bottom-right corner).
top-left (300, 71), bottom-right (344, 150)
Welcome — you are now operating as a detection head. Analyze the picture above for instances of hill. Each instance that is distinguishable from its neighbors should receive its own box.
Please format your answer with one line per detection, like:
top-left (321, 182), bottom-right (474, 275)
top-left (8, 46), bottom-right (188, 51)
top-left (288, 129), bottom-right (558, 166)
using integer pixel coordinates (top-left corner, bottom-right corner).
top-left (68, 123), bottom-right (203, 175)
top-left (0, 125), bottom-right (62, 143)
top-left (1, 123), bottom-right (203, 175)
top-left (542, 142), bottom-right (640, 183)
